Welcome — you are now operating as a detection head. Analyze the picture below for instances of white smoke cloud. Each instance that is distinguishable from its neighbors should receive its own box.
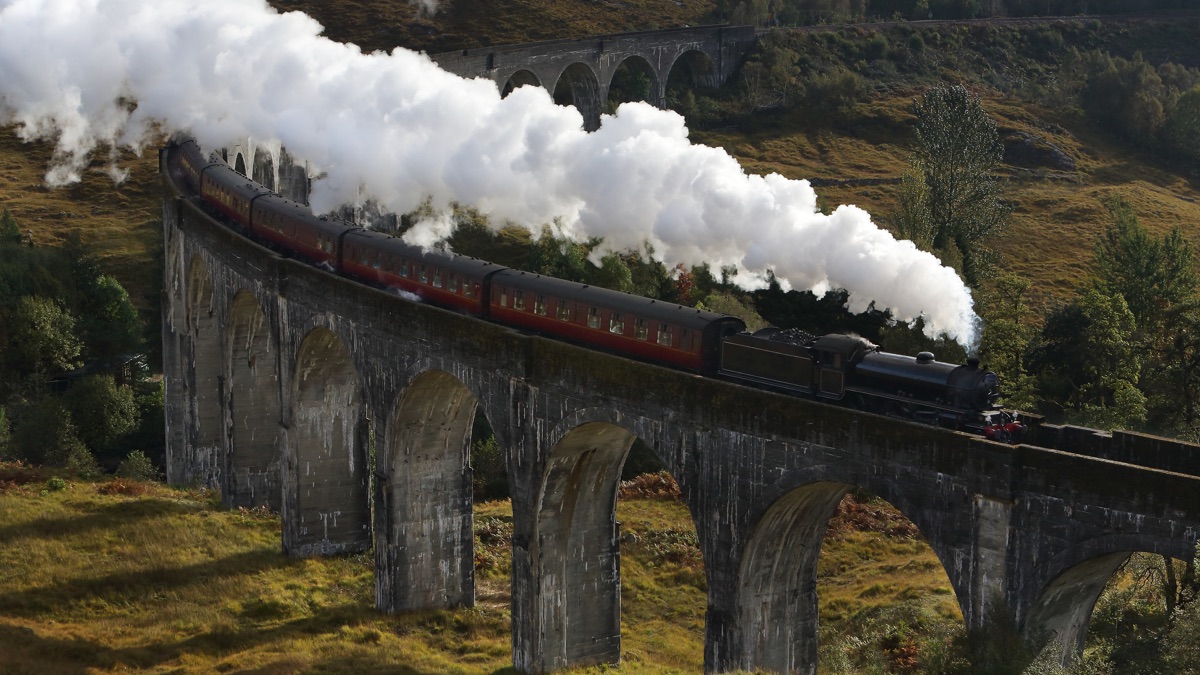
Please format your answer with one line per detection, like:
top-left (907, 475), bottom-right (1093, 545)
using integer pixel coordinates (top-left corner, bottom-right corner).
top-left (408, 0), bottom-right (440, 16)
top-left (0, 0), bottom-right (977, 343)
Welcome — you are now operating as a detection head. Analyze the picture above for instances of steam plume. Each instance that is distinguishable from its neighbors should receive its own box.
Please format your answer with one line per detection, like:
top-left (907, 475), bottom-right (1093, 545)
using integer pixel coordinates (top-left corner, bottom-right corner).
top-left (0, 0), bottom-right (977, 343)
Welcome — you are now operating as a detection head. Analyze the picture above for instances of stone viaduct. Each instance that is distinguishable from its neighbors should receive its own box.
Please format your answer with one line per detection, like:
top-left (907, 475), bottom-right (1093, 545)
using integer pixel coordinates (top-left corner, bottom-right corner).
top-left (163, 155), bottom-right (1200, 672)
top-left (429, 25), bottom-right (758, 131)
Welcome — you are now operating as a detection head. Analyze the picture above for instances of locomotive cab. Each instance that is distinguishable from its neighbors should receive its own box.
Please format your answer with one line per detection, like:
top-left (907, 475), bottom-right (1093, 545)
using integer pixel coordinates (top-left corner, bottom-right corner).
top-left (811, 334), bottom-right (876, 400)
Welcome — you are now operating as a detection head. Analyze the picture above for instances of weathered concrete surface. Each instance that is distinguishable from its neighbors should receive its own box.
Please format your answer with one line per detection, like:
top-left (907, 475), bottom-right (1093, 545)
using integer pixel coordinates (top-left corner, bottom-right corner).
top-left (164, 164), bottom-right (1200, 673)
top-left (431, 25), bottom-right (757, 130)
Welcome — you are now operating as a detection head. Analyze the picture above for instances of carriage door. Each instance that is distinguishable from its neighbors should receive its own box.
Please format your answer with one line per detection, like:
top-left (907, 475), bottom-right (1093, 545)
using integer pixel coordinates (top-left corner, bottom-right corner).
top-left (816, 349), bottom-right (846, 400)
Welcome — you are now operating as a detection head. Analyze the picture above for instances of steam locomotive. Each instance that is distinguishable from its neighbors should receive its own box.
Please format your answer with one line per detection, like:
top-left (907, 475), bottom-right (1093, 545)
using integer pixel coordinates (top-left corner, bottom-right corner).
top-left (163, 138), bottom-right (1024, 442)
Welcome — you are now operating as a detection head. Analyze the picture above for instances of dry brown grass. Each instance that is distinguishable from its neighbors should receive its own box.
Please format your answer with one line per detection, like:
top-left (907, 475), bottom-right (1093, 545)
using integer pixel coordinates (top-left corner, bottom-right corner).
top-left (0, 129), bottom-right (162, 308)
top-left (0, 464), bottom-right (964, 673)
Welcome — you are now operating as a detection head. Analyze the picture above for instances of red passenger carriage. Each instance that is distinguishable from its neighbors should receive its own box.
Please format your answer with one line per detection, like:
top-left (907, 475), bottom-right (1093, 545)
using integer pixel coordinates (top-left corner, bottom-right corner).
top-left (487, 269), bottom-right (745, 373)
top-left (341, 229), bottom-right (500, 314)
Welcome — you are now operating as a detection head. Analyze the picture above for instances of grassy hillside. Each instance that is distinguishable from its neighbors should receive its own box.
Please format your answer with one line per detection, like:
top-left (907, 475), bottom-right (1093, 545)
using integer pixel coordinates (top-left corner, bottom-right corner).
top-left (0, 467), bottom-right (961, 673)
top-left (0, 132), bottom-right (161, 308)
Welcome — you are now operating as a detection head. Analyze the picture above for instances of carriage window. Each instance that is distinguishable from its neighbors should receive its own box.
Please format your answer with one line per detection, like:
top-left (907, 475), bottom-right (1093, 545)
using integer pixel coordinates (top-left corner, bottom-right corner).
top-left (557, 303), bottom-right (571, 321)
top-left (466, 282), bottom-right (477, 299)
top-left (448, 275), bottom-right (459, 293)
top-left (433, 269), bottom-right (443, 288)
top-left (399, 261), bottom-right (408, 277)
top-left (609, 312), bottom-right (624, 334)
top-left (588, 307), bottom-right (600, 329)
top-left (634, 318), bottom-right (648, 340)
top-left (419, 265), bottom-right (428, 283)
top-left (514, 290), bottom-right (525, 310)
top-left (681, 329), bottom-right (692, 351)
top-left (499, 289), bottom-right (508, 307)
top-left (372, 255), bottom-right (381, 270)
top-left (534, 295), bottom-right (547, 316)
top-left (657, 324), bottom-right (673, 346)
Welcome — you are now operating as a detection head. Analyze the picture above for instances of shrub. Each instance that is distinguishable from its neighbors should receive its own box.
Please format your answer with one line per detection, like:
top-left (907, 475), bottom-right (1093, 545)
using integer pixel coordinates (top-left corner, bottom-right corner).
top-left (97, 478), bottom-right (149, 496)
top-left (116, 449), bottom-right (158, 482)
top-left (11, 396), bottom-right (88, 468)
top-left (46, 476), bottom-right (67, 492)
top-left (62, 374), bottom-right (139, 456)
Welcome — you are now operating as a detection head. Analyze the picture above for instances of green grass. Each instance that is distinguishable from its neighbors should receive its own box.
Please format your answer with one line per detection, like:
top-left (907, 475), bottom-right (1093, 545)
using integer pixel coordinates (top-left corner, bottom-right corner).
top-left (0, 467), bottom-right (961, 673)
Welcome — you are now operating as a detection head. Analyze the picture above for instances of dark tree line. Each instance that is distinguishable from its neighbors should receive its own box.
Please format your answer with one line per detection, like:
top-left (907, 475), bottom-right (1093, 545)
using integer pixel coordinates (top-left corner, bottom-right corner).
top-left (713, 0), bottom-right (1195, 26)
top-left (0, 210), bottom-right (160, 479)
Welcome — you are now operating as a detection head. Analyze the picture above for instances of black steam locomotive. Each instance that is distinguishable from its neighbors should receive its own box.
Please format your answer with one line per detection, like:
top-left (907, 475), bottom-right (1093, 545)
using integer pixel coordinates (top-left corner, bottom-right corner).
top-left (162, 137), bottom-right (1024, 442)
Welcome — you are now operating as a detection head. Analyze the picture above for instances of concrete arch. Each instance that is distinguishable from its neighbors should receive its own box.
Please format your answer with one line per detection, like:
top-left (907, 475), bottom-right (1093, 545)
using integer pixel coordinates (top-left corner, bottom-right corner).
top-left (1021, 532), bottom-right (1196, 665)
top-left (736, 463), bottom-right (980, 674)
top-left (738, 481), bottom-right (851, 674)
top-left (532, 420), bottom-right (638, 669)
top-left (233, 152), bottom-right (247, 176)
top-left (376, 368), bottom-right (477, 613)
top-left (226, 290), bottom-right (281, 510)
top-left (501, 69), bottom-right (541, 98)
top-left (185, 254), bottom-right (222, 488)
top-left (553, 63), bottom-right (603, 131)
top-left (607, 55), bottom-right (660, 109)
top-left (286, 326), bottom-right (370, 556)
top-left (666, 49), bottom-right (719, 91)
top-left (252, 151), bottom-right (276, 192)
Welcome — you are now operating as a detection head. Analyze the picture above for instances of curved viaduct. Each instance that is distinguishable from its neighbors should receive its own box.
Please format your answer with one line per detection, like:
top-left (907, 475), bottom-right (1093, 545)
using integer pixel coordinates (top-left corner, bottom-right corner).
top-left (163, 162), bottom-right (1200, 671)
top-left (430, 25), bottom-right (757, 131)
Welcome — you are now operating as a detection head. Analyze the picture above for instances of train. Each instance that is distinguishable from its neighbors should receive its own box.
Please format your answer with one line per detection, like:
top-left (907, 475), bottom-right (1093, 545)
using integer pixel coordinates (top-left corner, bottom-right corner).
top-left (163, 137), bottom-right (1025, 442)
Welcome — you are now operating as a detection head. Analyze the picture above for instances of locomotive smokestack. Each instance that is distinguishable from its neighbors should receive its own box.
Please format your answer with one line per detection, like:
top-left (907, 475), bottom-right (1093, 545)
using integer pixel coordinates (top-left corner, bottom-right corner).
top-left (0, 0), bottom-right (979, 345)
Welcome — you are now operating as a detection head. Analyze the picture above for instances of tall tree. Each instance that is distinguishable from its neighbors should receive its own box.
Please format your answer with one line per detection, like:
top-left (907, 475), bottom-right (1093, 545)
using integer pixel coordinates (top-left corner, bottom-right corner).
top-left (977, 272), bottom-right (1039, 412)
top-left (903, 84), bottom-right (1010, 286)
top-left (1028, 289), bottom-right (1146, 430)
top-left (2, 296), bottom-right (83, 388)
top-left (1093, 196), bottom-right (1197, 339)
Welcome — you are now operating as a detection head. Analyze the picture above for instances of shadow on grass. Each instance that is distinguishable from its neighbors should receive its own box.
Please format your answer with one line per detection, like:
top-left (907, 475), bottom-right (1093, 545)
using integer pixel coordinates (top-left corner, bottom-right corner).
top-left (0, 601), bottom-right (522, 675)
top-left (0, 549), bottom-right (295, 617)
top-left (0, 497), bottom-right (207, 545)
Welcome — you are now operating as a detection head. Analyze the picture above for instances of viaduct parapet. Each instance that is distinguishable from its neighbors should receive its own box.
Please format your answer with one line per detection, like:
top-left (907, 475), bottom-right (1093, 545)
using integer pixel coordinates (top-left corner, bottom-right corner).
top-left (430, 25), bottom-right (758, 130)
top-left (163, 159), bottom-right (1200, 673)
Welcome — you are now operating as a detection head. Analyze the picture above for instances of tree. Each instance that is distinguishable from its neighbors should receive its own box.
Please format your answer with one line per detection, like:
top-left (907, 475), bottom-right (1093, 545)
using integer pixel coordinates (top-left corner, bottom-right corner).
top-left (698, 291), bottom-right (768, 331)
top-left (1164, 546), bottom-right (1200, 674)
top-left (891, 164), bottom-right (935, 250)
top-left (1092, 197), bottom-right (1200, 435)
top-left (905, 84), bottom-right (1010, 286)
top-left (62, 374), bottom-right (139, 458)
top-left (1093, 196), bottom-right (1196, 339)
top-left (78, 275), bottom-right (144, 366)
top-left (1166, 85), bottom-right (1200, 169)
top-left (977, 272), bottom-right (1039, 412)
top-left (10, 396), bottom-right (95, 473)
top-left (2, 295), bottom-right (83, 387)
top-left (1028, 289), bottom-right (1146, 430)
top-left (1080, 52), bottom-right (1167, 146)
